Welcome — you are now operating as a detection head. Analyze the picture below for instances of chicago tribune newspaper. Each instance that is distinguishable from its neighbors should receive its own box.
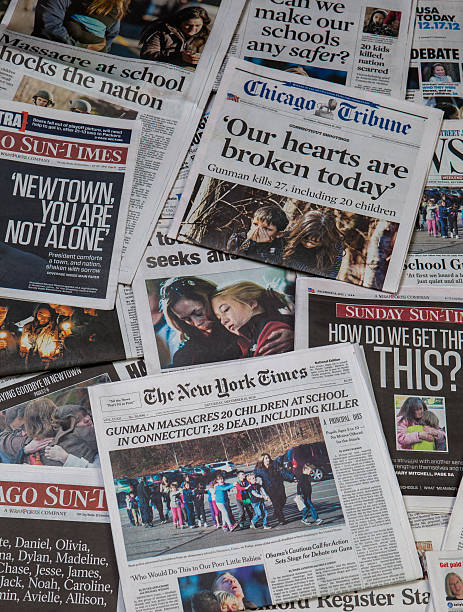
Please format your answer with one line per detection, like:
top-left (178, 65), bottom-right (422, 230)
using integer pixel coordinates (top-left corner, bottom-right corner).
top-left (89, 345), bottom-right (421, 612)
top-left (0, 1), bottom-right (246, 282)
top-left (295, 277), bottom-right (463, 513)
top-left (404, 119), bottom-right (463, 288)
top-left (227, 0), bottom-right (416, 97)
top-left (426, 550), bottom-right (463, 611)
top-left (169, 58), bottom-right (443, 293)
top-left (0, 284), bottom-right (143, 377)
top-left (0, 99), bottom-right (139, 309)
top-left (133, 225), bottom-right (295, 374)
top-left (0, 464), bottom-right (125, 610)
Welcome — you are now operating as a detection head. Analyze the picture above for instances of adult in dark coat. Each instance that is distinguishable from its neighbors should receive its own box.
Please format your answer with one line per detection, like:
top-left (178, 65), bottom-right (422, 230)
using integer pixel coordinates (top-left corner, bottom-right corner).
top-left (137, 477), bottom-right (154, 527)
top-left (0, 242), bottom-right (48, 290)
top-left (149, 482), bottom-right (165, 523)
top-left (254, 453), bottom-right (294, 525)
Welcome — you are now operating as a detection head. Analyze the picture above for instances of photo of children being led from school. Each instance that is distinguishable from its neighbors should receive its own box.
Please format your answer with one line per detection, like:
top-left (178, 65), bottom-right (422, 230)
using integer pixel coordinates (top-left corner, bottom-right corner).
top-left (0, 372), bottom-right (108, 467)
top-left (145, 268), bottom-right (295, 369)
top-left (109, 417), bottom-right (344, 562)
top-left (0, 298), bottom-right (125, 376)
top-left (178, 564), bottom-right (271, 611)
top-left (177, 176), bottom-right (399, 291)
top-left (395, 395), bottom-right (448, 452)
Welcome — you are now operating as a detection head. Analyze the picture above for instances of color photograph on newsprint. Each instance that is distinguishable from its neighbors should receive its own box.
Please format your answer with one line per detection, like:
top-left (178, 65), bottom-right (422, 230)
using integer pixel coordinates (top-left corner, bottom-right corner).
top-left (89, 345), bottom-right (421, 612)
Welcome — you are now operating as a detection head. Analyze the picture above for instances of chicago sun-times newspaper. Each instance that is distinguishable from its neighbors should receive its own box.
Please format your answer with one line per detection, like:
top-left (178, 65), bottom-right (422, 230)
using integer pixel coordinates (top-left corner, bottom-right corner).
top-left (0, 1), bottom-right (245, 282)
top-left (89, 345), bottom-right (421, 612)
top-left (295, 278), bottom-right (463, 514)
top-left (227, 0), bottom-right (416, 97)
top-left (169, 58), bottom-right (442, 293)
top-left (0, 99), bottom-right (140, 309)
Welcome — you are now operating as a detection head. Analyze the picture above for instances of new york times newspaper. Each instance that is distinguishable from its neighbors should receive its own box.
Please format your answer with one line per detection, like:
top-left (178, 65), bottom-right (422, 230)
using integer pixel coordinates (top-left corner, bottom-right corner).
top-left (0, 464), bottom-right (125, 610)
top-left (404, 119), bottom-right (463, 287)
top-left (0, 1), bottom-right (246, 282)
top-left (133, 224), bottom-right (295, 374)
top-left (169, 58), bottom-right (442, 293)
top-left (0, 285), bottom-right (142, 377)
top-left (295, 277), bottom-right (463, 513)
top-left (227, 0), bottom-right (416, 97)
top-left (407, 1), bottom-right (463, 118)
top-left (0, 99), bottom-right (139, 309)
top-left (89, 345), bottom-right (421, 612)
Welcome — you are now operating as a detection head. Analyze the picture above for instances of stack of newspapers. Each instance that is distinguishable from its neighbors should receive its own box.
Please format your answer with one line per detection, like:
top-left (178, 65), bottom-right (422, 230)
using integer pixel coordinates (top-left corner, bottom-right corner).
top-left (0, 1), bottom-right (463, 610)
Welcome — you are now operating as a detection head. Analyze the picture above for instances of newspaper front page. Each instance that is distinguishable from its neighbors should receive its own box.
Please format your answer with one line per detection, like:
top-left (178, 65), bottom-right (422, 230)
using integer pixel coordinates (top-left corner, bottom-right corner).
top-left (404, 119), bottom-right (463, 287)
top-left (0, 285), bottom-right (142, 377)
top-left (134, 227), bottom-right (295, 374)
top-left (0, 464), bottom-right (124, 610)
top-left (228, 0), bottom-right (416, 97)
top-left (295, 277), bottom-right (463, 514)
top-left (0, 1), bottom-right (245, 282)
top-left (0, 99), bottom-right (139, 309)
top-left (169, 57), bottom-right (442, 293)
top-left (427, 550), bottom-right (463, 611)
top-left (89, 344), bottom-right (421, 611)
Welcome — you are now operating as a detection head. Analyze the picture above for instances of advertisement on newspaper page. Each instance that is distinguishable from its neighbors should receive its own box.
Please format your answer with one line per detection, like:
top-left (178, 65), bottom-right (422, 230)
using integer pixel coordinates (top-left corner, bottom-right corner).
top-left (0, 1), bottom-right (246, 282)
top-left (169, 58), bottom-right (443, 293)
top-left (407, 1), bottom-right (463, 119)
top-left (0, 360), bottom-right (145, 469)
top-left (0, 464), bottom-right (125, 610)
top-left (427, 550), bottom-right (463, 611)
top-left (230, 0), bottom-right (416, 97)
top-left (295, 277), bottom-right (463, 513)
top-left (0, 285), bottom-right (142, 377)
top-left (0, 99), bottom-right (139, 309)
top-left (404, 119), bottom-right (463, 287)
top-left (134, 226), bottom-right (295, 374)
top-left (89, 345), bottom-right (421, 612)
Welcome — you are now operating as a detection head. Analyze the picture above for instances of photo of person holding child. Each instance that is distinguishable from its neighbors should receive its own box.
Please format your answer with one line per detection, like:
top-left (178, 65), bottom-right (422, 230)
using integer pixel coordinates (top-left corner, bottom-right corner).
top-left (395, 396), bottom-right (447, 452)
top-left (148, 269), bottom-right (295, 368)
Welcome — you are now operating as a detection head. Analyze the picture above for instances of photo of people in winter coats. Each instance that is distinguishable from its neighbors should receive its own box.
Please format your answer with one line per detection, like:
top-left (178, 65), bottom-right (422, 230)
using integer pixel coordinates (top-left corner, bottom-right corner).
top-left (0, 298), bottom-right (125, 376)
top-left (362, 7), bottom-right (401, 38)
top-left (110, 417), bottom-right (344, 562)
top-left (410, 188), bottom-right (463, 254)
top-left (395, 395), bottom-right (448, 453)
top-left (178, 565), bottom-right (271, 611)
top-left (0, 372), bottom-right (107, 466)
top-left (14, 75), bottom-right (138, 118)
top-left (6, 0), bottom-right (220, 66)
top-left (178, 176), bottom-right (399, 290)
top-left (145, 268), bottom-right (295, 369)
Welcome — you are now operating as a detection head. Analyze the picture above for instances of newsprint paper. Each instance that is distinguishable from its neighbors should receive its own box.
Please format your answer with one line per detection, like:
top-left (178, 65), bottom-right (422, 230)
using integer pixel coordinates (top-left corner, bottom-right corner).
top-left (0, 464), bottom-right (124, 610)
top-left (229, 0), bottom-right (416, 97)
top-left (89, 344), bottom-right (421, 612)
top-left (169, 58), bottom-right (443, 293)
top-left (426, 550), bottom-right (463, 612)
top-left (443, 478), bottom-right (463, 551)
top-left (0, 99), bottom-right (139, 309)
top-left (295, 277), bottom-right (463, 514)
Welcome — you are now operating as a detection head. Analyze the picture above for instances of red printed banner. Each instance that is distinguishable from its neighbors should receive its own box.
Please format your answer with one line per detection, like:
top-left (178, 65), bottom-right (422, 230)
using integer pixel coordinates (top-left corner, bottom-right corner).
top-left (0, 482), bottom-right (107, 510)
top-left (0, 130), bottom-right (127, 163)
top-left (336, 303), bottom-right (463, 324)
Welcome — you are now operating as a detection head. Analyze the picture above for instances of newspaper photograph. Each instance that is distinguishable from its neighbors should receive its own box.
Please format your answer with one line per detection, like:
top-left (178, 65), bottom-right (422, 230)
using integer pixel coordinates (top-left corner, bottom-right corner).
top-left (0, 285), bottom-right (142, 377)
top-left (407, 1), bottom-right (463, 120)
top-left (169, 57), bottom-right (443, 293)
top-left (134, 227), bottom-right (295, 373)
top-left (404, 119), bottom-right (463, 287)
top-left (0, 360), bottom-right (142, 468)
top-left (0, 464), bottom-right (124, 610)
top-left (229, 0), bottom-right (416, 97)
top-left (427, 550), bottom-right (463, 611)
top-left (295, 277), bottom-right (463, 513)
top-left (89, 344), bottom-right (421, 611)
top-left (0, 98), bottom-right (139, 308)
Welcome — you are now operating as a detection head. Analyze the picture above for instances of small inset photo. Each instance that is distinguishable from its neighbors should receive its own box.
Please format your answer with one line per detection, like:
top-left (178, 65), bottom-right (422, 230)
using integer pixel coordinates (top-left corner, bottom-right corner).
top-left (445, 571), bottom-right (463, 601)
top-left (421, 62), bottom-right (460, 84)
top-left (178, 565), bottom-right (271, 611)
top-left (416, 540), bottom-right (433, 579)
top-left (362, 8), bottom-right (401, 37)
top-left (395, 395), bottom-right (448, 452)
top-left (424, 95), bottom-right (463, 119)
